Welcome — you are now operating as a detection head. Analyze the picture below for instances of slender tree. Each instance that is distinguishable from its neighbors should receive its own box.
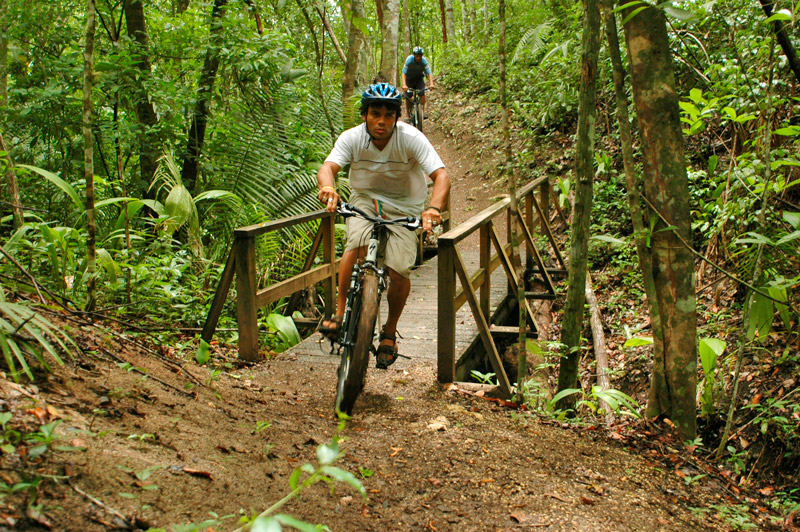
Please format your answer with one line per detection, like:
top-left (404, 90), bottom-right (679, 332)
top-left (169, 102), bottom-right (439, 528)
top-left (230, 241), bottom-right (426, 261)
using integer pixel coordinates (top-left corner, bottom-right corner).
top-left (123, 0), bottom-right (160, 192)
top-left (0, 133), bottom-right (24, 230)
top-left (379, 0), bottom-right (400, 82)
top-left (759, 0), bottom-right (800, 83)
top-left (0, 0), bottom-right (7, 107)
top-left (439, 0), bottom-right (448, 43)
top-left (181, 0), bottom-right (228, 195)
top-left (556, 0), bottom-right (601, 407)
top-left (444, 0), bottom-right (456, 44)
top-left (622, 2), bottom-right (697, 439)
top-left (342, 0), bottom-right (367, 127)
top-left (498, 0), bottom-right (525, 403)
top-left (84, 0), bottom-right (98, 311)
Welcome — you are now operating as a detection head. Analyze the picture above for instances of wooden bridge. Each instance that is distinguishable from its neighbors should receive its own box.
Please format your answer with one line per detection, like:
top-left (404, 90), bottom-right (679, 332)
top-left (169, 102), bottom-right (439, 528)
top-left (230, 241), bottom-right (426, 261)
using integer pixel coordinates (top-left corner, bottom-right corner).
top-left (203, 177), bottom-right (565, 398)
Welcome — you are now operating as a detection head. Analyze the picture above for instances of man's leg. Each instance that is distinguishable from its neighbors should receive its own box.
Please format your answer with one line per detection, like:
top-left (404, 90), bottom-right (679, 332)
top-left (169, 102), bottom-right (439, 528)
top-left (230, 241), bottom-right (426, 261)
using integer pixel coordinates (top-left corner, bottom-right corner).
top-left (380, 267), bottom-right (410, 350)
top-left (321, 246), bottom-right (364, 330)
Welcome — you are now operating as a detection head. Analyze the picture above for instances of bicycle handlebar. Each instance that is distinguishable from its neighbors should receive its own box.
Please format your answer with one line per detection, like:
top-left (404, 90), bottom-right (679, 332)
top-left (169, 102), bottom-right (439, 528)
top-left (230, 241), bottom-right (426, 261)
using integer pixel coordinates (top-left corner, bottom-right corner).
top-left (338, 202), bottom-right (421, 231)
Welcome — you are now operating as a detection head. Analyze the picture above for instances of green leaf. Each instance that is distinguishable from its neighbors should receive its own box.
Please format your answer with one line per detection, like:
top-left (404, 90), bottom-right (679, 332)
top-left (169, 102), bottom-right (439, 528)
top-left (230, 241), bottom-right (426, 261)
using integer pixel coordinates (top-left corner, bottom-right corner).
top-left (319, 466), bottom-right (367, 497)
top-left (699, 338), bottom-right (725, 376)
top-left (767, 287), bottom-right (791, 330)
top-left (663, 6), bottom-right (697, 22)
top-left (18, 164), bottom-right (81, 210)
top-left (773, 126), bottom-right (800, 136)
top-left (623, 337), bottom-right (653, 347)
top-left (775, 231), bottom-right (800, 246)
top-left (275, 515), bottom-right (322, 532)
top-left (316, 442), bottom-right (339, 466)
top-left (289, 466), bottom-right (303, 490)
top-left (196, 339), bottom-right (210, 365)
top-left (747, 291), bottom-right (773, 341)
top-left (783, 212), bottom-right (800, 229)
top-left (549, 387), bottom-right (582, 408)
top-left (591, 235), bottom-right (626, 246)
top-left (266, 313), bottom-right (302, 350)
top-left (734, 232), bottom-right (774, 246)
top-left (765, 9), bottom-right (792, 23)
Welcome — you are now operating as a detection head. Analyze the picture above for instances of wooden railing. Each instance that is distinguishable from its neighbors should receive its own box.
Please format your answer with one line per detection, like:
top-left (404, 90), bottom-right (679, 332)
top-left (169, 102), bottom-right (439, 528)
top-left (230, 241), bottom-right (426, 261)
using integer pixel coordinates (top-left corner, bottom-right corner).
top-left (202, 210), bottom-right (338, 361)
top-left (436, 177), bottom-right (565, 397)
top-left (202, 199), bottom-right (451, 362)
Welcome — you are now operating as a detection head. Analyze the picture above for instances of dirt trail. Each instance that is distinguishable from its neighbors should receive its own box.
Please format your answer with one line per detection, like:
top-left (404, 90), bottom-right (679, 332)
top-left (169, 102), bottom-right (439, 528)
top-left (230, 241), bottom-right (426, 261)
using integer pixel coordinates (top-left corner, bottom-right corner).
top-left (0, 91), bottom-right (745, 531)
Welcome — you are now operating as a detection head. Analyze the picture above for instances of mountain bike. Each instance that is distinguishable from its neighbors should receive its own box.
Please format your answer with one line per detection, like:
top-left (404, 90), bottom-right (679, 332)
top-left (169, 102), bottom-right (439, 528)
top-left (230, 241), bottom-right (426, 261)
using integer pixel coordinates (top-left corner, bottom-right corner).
top-left (331, 202), bottom-right (421, 415)
top-left (406, 88), bottom-right (428, 132)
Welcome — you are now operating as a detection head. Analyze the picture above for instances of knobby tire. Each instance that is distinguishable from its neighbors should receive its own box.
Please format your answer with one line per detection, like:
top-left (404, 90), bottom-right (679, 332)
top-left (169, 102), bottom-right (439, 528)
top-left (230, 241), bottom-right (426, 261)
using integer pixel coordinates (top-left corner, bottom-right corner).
top-left (335, 270), bottom-right (379, 415)
top-left (414, 103), bottom-right (423, 133)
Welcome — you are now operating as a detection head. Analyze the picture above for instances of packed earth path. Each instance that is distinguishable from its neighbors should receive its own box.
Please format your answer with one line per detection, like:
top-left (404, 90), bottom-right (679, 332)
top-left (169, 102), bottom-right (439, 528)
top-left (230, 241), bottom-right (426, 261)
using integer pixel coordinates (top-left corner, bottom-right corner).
top-left (1, 90), bottom-right (763, 532)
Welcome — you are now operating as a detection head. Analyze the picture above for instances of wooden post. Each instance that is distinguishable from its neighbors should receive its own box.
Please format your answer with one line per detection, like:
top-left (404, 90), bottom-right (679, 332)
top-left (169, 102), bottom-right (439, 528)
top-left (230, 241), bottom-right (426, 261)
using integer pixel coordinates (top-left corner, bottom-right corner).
top-left (321, 213), bottom-right (336, 319)
top-left (437, 237), bottom-right (456, 383)
top-left (235, 234), bottom-right (259, 361)
top-left (525, 190), bottom-right (534, 283)
top-left (479, 224), bottom-right (490, 321)
top-left (201, 244), bottom-right (236, 342)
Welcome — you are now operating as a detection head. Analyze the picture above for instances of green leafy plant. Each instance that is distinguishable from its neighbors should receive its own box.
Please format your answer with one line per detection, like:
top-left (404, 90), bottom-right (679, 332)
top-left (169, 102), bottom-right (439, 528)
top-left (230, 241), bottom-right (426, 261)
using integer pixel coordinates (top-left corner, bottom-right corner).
top-left (548, 385), bottom-right (642, 419)
top-left (0, 285), bottom-right (76, 381)
top-left (470, 369), bottom-right (497, 385)
top-left (698, 337), bottom-right (726, 417)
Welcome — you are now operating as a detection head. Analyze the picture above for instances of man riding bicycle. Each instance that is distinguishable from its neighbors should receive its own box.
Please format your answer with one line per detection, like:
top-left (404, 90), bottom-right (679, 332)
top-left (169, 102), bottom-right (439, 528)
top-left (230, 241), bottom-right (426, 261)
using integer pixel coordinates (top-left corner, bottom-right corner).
top-left (402, 46), bottom-right (435, 121)
top-left (316, 82), bottom-right (450, 369)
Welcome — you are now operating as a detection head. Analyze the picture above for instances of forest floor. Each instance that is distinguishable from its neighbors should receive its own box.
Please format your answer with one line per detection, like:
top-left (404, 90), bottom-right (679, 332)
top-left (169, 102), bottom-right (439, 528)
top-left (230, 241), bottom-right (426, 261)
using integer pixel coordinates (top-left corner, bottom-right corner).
top-left (0, 90), bottom-right (790, 532)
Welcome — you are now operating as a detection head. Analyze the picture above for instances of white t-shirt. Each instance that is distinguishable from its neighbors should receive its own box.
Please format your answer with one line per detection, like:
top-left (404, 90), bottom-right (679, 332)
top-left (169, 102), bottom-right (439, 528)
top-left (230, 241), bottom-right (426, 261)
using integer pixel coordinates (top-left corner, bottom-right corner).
top-left (325, 121), bottom-right (445, 216)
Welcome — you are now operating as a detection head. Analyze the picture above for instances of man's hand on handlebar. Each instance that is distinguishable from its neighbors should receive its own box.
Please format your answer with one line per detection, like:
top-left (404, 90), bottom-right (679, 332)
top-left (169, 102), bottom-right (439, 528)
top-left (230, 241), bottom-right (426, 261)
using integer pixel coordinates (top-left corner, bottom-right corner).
top-left (422, 207), bottom-right (442, 232)
top-left (318, 185), bottom-right (340, 213)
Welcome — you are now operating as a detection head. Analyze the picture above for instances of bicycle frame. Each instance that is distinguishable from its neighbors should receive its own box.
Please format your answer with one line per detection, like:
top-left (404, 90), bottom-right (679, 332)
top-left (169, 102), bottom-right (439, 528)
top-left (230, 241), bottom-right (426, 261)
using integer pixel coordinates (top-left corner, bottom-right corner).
top-left (407, 88), bottom-right (427, 132)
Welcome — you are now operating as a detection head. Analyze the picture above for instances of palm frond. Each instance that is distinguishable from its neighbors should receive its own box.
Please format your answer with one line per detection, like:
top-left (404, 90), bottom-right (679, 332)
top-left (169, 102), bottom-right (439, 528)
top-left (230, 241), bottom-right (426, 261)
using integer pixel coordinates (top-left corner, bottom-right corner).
top-left (512, 21), bottom-right (553, 65)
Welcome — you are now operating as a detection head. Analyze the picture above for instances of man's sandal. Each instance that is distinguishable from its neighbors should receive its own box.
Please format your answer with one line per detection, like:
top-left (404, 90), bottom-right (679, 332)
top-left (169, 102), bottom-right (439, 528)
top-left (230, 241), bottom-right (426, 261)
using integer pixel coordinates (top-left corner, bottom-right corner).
top-left (318, 315), bottom-right (343, 341)
top-left (375, 332), bottom-right (399, 369)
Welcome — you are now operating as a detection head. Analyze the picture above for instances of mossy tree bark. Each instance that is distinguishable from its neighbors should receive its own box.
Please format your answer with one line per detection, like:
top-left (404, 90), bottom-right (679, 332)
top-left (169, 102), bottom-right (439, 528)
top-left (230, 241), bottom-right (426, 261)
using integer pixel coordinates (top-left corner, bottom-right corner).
top-left (622, 2), bottom-right (697, 439)
top-left (602, 2), bottom-right (666, 420)
top-left (379, 0), bottom-right (400, 83)
top-left (83, 0), bottom-right (97, 311)
top-left (342, 0), bottom-right (367, 127)
top-left (556, 0), bottom-right (600, 408)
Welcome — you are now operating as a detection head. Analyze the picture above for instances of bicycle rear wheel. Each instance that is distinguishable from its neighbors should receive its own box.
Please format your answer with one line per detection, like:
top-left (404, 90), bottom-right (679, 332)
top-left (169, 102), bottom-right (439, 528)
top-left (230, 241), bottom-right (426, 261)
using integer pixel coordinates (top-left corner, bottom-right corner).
top-left (335, 270), bottom-right (380, 415)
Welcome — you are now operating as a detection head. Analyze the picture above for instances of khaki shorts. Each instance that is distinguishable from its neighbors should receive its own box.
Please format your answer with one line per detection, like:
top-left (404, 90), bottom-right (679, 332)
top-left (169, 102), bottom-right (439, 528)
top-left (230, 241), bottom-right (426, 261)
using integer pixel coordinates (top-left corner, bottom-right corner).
top-left (345, 193), bottom-right (419, 278)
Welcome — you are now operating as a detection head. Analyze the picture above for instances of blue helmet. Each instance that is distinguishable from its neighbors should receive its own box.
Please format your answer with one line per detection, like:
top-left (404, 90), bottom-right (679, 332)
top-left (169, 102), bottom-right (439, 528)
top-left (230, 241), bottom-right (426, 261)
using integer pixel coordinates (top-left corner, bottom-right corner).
top-left (412, 46), bottom-right (424, 56)
top-left (360, 82), bottom-right (402, 113)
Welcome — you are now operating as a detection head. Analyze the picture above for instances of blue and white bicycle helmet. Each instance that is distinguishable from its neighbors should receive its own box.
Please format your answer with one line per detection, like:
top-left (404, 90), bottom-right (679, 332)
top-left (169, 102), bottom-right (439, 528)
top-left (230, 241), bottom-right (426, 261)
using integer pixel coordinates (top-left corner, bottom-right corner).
top-left (412, 46), bottom-right (424, 55)
top-left (360, 82), bottom-right (403, 113)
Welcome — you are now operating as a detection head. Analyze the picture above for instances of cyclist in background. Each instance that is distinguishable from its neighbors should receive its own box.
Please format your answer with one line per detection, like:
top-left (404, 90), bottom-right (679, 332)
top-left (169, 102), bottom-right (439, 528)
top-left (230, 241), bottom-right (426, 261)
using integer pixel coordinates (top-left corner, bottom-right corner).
top-left (316, 82), bottom-right (450, 369)
top-left (402, 46), bottom-right (435, 121)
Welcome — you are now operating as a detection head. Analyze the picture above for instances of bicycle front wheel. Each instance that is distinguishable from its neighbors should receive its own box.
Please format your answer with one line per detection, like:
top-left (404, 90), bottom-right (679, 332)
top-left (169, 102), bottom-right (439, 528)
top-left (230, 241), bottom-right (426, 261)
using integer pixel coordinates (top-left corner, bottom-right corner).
top-left (335, 270), bottom-right (380, 415)
top-left (414, 104), bottom-right (423, 132)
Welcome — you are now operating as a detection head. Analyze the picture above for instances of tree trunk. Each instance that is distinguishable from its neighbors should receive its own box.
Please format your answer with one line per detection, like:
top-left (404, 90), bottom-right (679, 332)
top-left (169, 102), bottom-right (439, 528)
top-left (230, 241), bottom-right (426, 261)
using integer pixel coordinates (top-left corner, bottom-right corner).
top-left (402, 0), bottom-right (410, 59)
top-left (499, 0), bottom-right (525, 403)
top-left (379, 0), bottom-right (400, 82)
top-left (459, 0), bottom-right (470, 43)
top-left (622, 3), bottom-right (697, 439)
top-left (467, 0), bottom-right (475, 42)
top-left (314, 5), bottom-right (347, 64)
top-left (759, 0), bottom-right (800, 83)
top-left (123, 0), bottom-right (160, 192)
top-left (84, 0), bottom-right (98, 311)
top-left (483, 0), bottom-right (489, 40)
top-left (556, 0), bottom-right (600, 408)
top-left (602, 1), bottom-right (665, 419)
top-left (444, 0), bottom-right (456, 45)
top-left (181, 0), bottom-right (228, 195)
top-left (342, 0), bottom-right (367, 127)
top-left (439, 0), bottom-right (448, 43)
top-left (176, 0), bottom-right (191, 14)
top-left (0, 133), bottom-right (24, 230)
top-left (0, 0), bottom-right (7, 107)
